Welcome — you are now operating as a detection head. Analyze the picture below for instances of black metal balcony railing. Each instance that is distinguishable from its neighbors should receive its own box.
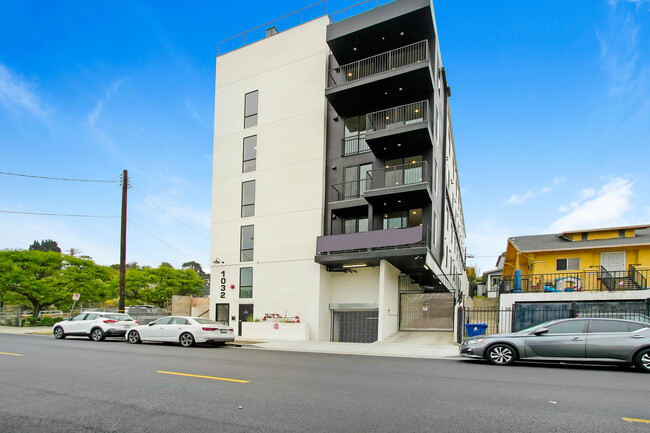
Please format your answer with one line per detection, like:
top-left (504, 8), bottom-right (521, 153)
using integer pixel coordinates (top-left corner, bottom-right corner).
top-left (366, 161), bottom-right (431, 191)
top-left (327, 40), bottom-right (429, 88)
top-left (497, 266), bottom-right (650, 294)
top-left (342, 134), bottom-right (370, 156)
top-left (331, 179), bottom-right (369, 202)
top-left (330, 161), bottom-right (431, 202)
top-left (366, 100), bottom-right (430, 134)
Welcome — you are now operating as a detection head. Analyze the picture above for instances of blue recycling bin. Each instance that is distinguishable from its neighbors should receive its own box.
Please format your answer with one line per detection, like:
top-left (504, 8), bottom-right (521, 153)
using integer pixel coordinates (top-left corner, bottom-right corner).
top-left (465, 323), bottom-right (488, 337)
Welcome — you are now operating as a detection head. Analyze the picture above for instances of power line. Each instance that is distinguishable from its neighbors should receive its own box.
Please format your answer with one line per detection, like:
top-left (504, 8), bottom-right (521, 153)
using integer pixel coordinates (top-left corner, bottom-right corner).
top-left (132, 187), bottom-right (210, 241)
top-left (128, 218), bottom-right (206, 267)
top-left (0, 210), bottom-right (118, 218)
top-left (0, 171), bottom-right (120, 183)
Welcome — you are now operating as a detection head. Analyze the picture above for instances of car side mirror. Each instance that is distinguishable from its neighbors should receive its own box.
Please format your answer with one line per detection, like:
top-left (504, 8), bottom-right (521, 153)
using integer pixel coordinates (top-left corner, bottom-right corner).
top-left (148, 322), bottom-right (155, 326)
top-left (534, 328), bottom-right (549, 336)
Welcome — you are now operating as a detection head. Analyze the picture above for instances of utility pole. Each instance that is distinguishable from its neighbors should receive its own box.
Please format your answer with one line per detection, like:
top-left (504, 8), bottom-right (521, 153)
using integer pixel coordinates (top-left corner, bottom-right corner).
top-left (119, 170), bottom-right (128, 313)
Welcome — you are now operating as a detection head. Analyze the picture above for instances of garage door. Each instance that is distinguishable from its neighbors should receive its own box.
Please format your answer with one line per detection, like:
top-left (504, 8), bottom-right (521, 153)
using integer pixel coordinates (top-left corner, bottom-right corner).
top-left (332, 310), bottom-right (378, 343)
top-left (400, 293), bottom-right (454, 331)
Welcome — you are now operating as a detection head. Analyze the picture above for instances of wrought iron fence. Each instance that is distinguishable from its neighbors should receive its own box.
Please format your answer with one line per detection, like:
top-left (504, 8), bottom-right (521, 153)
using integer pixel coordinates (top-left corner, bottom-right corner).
top-left (497, 267), bottom-right (650, 293)
top-left (328, 40), bottom-right (429, 87)
top-left (366, 100), bottom-right (430, 133)
top-left (459, 300), bottom-right (650, 341)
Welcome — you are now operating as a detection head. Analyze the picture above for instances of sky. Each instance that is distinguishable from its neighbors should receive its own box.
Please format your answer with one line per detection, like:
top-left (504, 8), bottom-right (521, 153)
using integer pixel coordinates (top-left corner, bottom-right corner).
top-left (1, 0), bottom-right (649, 276)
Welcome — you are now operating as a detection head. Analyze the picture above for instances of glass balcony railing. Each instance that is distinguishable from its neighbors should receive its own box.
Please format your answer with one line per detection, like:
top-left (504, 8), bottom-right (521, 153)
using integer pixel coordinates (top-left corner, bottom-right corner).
top-left (327, 40), bottom-right (429, 88)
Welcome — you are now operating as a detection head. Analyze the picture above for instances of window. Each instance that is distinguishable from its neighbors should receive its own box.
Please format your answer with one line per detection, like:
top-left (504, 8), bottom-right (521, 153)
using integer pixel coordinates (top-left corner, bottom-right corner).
top-left (382, 209), bottom-right (421, 230)
top-left (556, 258), bottom-right (580, 271)
top-left (240, 225), bottom-right (254, 262)
top-left (581, 232), bottom-right (588, 241)
top-left (244, 91), bottom-right (258, 128)
top-left (543, 320), bottom-right (586, 334)
top-left (71, 314), bottom-right (87, 321)
top-left (343, 216), bottom-right (368, 234)
top-left (241, 180), bottom-right (255, 217)
top-left (240, 267), bottom-right (253, 298)
top-left (153, 317), bottom-right (174, 325)
top-left (343, 163), bottom-right (372, 199)
top-left (243, 135), bottom-right (257, 172)
top-left (587, 320), bottom-right (629, 333)
top-left (171, 317), bottom-right (189, 325)
top-left (618, 229), bottom-right (626, 238)
top-left (433, 213), bottom-right (438, 247)
top-left (343, 116), bottom-right (368, 155)
top-left (434, 160), bottom-right (439, 196)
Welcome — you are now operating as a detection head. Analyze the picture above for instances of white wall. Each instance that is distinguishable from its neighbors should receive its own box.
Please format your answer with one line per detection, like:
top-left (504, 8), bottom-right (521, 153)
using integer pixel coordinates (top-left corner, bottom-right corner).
top-left (329, 267), bottom-right (379, 305)
top-left (499, 290), bottom-right (650, 310)
top-left (210, 17), bottom-right (331, 340)
top-left (378, 260), bottom-right (400, 340)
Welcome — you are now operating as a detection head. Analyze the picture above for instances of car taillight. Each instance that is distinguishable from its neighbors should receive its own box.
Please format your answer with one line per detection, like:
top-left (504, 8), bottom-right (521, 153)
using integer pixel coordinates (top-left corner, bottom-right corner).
top-left (135, 321), bottom-right (139, 324)
top-left (103, 319), bottom-right (118, 323)
top-left (229, 328), bottom-right (234, 332)
top-left (202, 327), bottom-right (218, 331)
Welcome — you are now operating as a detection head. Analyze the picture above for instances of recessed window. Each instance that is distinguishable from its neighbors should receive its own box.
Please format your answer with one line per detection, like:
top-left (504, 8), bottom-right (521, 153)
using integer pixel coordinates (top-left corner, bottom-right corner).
top-left (343, 216), bottom-right (369, 234)
top-left (241, 180), bottom-right (255, 217)
top-left (382, 208), bottom-right (422, 230)
top-left (244, 90), bottom-right (258, 128)
top-left (240, 225), bottom-right (254, 262)
top-left (618, 229), bottom-right (626, 238)
top-left (557, 258), bottom-right (580, 271)
top-left (243, 135), bottom-right (257, 172)
top-left (581, 233), bottom-right (588, 241)
top-left (240, 267), bottom-right (253, 298)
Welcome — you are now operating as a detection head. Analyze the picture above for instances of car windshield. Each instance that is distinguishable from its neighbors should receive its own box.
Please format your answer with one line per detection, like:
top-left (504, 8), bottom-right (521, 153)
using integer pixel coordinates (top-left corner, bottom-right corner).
top-left (194, 318), bottom-right (219, 325)
top-left (105, 313), bottom-right (134, 321)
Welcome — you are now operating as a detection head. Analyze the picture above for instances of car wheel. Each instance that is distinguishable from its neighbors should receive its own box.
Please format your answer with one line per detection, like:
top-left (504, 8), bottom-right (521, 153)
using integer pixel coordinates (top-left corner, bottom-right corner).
top-left (90, 328), bottom-right (105, 342)
top-left (127, 331), bottom-right (142, 344)
top-left (634, 348), bottom-right (650, 373)
top-left (486, 344), bottom-right (516, 366)
top-left (179, 332), bottom-right (195, 347)
top-left (53, 327), bottom-right (66, 340)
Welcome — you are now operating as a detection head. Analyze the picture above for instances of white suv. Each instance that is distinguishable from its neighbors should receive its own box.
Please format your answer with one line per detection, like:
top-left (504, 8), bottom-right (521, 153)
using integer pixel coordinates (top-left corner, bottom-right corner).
top-left (52, 312), bottom-right (138, 341)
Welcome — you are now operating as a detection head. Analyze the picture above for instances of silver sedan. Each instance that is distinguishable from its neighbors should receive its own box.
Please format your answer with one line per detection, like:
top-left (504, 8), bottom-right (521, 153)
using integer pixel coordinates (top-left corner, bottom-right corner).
top-left (459, 318), bottom-right (650, 372)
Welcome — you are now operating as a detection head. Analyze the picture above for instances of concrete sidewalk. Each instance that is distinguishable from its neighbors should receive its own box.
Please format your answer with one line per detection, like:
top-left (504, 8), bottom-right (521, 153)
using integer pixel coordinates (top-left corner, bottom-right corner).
top-left (0, 326), bottom-right (461, 359)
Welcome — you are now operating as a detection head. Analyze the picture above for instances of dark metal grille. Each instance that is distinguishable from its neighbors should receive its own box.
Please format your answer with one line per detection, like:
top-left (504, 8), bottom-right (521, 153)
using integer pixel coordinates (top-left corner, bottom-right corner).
top-left (332, 310), bottom-right (378, 343)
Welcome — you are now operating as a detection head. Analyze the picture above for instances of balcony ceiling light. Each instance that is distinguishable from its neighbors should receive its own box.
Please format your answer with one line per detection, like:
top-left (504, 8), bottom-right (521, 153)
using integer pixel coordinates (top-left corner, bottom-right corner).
top-left (414, 109), bottom-right (420, 113)
top-left (423, 264), bottom-right (429, 270)
top-left (399, 87), bottom-right (403, 91)
top-left (400, 32), bottom-right (404, 36)
top-left (348, 72), bottom-right (353, 77)
top-left (385, 116), bottom-right (390, 120)
top-left (353, 47), bottom-right (357, 51)
top-left (342, 264), bottom-right (367, 268)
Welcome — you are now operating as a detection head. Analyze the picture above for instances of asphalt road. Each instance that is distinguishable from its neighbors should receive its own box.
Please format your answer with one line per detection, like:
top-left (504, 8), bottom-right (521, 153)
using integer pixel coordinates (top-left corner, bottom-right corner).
top-left (1, 334), bottom-right (649, 433)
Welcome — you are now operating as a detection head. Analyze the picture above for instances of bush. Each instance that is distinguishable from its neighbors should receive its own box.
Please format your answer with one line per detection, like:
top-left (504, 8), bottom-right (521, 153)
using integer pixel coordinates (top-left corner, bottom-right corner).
top-left (39, 317), bottom-right (64, 327)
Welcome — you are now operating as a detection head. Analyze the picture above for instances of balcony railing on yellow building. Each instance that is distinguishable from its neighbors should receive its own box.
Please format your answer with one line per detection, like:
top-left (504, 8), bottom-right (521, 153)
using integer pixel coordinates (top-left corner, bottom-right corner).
top-left (497, 265), bottom-right (649, 294)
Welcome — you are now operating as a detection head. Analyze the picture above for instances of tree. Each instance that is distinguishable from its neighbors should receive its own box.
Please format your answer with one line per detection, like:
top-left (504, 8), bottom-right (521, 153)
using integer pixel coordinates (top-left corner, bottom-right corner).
top-left (28, 239), bottom-right (62, 253)
top-left (160, 262), bottom-right (174, 268)
top-left (182, 260), bottom-right (209, 296)
top-left (0, 250), bottom-right (115, 317)
top-left (123, 264), bottom-right (205, 306)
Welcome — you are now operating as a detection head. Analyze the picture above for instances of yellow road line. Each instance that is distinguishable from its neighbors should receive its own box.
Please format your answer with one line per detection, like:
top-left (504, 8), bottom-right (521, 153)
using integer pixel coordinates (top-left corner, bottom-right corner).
top-left (156, 371), bottom-right (249, 383)
top-left (623, 417), bottom-right (650, 424)
top-left (0, 352), bottom-right (23, 357)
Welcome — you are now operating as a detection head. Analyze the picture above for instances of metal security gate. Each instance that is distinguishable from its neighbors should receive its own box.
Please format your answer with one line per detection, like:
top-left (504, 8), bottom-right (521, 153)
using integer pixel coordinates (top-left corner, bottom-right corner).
top-left (400, 293), bottom-right (454, 331)
top-left (332, 310), bottom-right (378, 343)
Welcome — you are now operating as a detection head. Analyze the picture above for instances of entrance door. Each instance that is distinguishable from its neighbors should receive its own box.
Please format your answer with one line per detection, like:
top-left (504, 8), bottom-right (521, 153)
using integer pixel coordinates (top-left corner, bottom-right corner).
top-left (400, 293), bottom-right (454, 331)
top-left (238, 304), bottom-right (254, 337)
top-left (215, 303), bottom-right (229, 326)
top-left (601, 251), bottom-right (626, 272)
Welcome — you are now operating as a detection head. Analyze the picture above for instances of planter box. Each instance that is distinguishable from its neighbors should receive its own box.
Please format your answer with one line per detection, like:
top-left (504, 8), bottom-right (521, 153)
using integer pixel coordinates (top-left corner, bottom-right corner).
top-left (241, 322), bottom-right (309, 341)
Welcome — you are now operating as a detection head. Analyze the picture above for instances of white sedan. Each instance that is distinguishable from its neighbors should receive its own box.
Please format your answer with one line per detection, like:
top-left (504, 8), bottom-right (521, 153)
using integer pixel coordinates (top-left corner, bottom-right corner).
top-left (126, 316), bottom-right (235, 347)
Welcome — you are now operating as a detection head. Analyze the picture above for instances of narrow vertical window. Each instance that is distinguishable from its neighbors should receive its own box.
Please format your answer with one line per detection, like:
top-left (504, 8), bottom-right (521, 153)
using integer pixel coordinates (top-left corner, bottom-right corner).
top-left (240, 225), bottom-right (254, 262)
top-left (433, 213), bottom-right (438, 247)
top-left (434, 161), bottom-right (439, 196)
top-left (243, 135), bottom-right (257, 172)
top-left (244, 90), bottom-right (258, 128)
top-left (239, 267), bottom-right (253, 298)
top-left (241, 180), bottom-right (255, 217)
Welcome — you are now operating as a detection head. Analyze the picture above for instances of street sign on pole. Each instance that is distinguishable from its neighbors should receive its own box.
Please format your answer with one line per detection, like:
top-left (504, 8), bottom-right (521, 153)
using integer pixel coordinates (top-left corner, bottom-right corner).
top-left (72, 293), bottom-right (80, 301)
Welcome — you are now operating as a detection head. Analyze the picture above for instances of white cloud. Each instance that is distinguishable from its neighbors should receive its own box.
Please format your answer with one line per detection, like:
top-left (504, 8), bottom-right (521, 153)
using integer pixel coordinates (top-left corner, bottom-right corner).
top-left (548, 177), bottom-right (634, 232)
top-left (507, 182), bottom-right (555, 205)
top-left (87, 79), bottom-right (123, 127)
top-left (0, 64), bottom-right (48, 120)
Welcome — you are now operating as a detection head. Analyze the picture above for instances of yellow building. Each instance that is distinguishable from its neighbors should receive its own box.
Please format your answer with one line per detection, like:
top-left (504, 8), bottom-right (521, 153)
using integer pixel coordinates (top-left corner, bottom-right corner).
top-left (501, 224), bottom-right (650, 293)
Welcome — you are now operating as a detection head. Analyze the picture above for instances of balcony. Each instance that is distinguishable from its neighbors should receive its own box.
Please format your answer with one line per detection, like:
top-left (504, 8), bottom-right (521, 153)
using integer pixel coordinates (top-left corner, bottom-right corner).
top-left (364, 161), bottom-right (431, 205)
top-left (497, 266), bottom-right (650, 294)
top-left (329, 161), bottom-right (432, 207)
top-left (341, 134), bottom-right (370, 156)
top-left (365, 100), bottom-right (433, 157)
top-left (325, 40), bottom-right (433, 117)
